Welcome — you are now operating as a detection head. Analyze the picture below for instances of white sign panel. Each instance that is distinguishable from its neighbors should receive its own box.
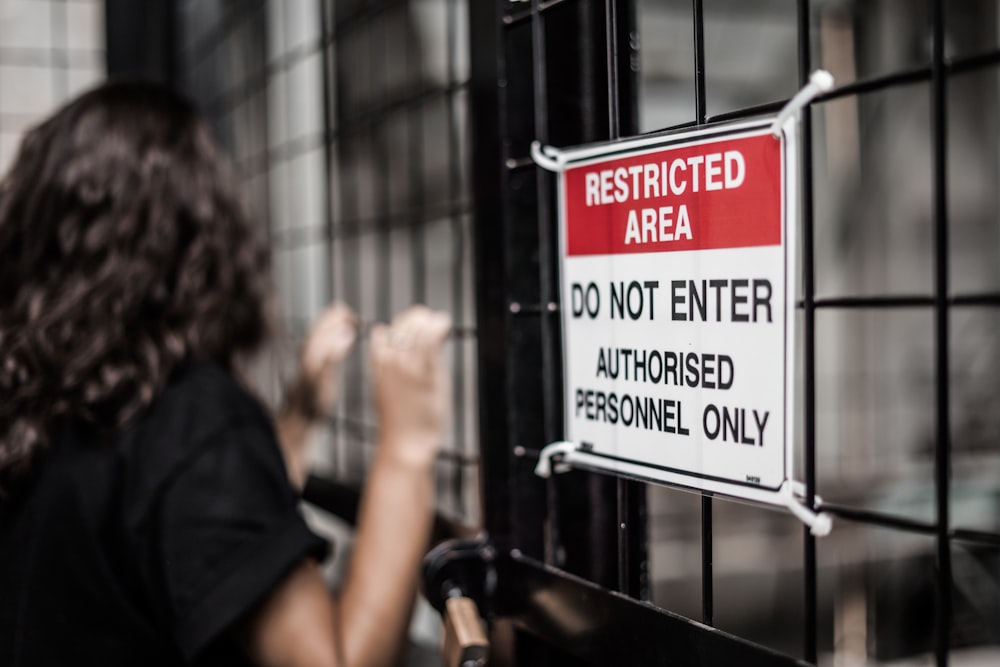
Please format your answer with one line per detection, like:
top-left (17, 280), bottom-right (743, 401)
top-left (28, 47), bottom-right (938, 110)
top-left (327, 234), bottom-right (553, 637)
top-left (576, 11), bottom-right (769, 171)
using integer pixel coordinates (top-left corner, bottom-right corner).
top-left (556, 120), bottom-right (797, 502)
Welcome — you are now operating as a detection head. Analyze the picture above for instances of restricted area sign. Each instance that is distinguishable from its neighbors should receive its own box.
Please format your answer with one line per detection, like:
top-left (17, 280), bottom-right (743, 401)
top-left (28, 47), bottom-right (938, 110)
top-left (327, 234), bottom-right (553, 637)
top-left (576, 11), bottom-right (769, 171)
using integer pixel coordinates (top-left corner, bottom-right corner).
top-left (556, 120), bottom-right (797, 501)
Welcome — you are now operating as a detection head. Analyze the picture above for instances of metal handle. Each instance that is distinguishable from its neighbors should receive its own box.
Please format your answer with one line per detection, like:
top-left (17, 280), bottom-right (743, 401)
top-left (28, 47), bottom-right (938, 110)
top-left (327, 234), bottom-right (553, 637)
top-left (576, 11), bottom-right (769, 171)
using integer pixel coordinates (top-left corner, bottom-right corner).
top-left (442, 596), bottom-right (488, 667)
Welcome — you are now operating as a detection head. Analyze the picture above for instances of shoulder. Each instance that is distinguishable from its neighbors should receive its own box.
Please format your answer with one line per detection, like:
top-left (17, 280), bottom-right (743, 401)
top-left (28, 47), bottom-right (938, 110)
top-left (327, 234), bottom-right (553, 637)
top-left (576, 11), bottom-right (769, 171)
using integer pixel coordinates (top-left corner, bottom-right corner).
top-left (138, 360), bottom-right (276, 452)
top-left (116, 361), bottom-right (278, 502)
top-left (115, 363), bottom-right (325, 659)
top-left (155, 361), bottom-right (267, 429)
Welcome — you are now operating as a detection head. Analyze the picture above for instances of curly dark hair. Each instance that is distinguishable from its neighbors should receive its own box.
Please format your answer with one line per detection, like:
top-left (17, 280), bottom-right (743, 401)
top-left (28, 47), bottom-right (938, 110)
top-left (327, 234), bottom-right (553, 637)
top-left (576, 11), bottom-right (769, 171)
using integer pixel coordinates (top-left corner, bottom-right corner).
top-left (0, 80), bottom-right (271, 478)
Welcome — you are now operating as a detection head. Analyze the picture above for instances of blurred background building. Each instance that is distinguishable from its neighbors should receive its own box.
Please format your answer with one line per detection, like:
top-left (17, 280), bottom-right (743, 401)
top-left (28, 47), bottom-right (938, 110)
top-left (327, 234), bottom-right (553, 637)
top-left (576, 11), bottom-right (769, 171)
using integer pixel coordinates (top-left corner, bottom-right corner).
top-left (0, 1), bottom-right (997, 665)
top-left (0, 0), bottom-right (104, 171)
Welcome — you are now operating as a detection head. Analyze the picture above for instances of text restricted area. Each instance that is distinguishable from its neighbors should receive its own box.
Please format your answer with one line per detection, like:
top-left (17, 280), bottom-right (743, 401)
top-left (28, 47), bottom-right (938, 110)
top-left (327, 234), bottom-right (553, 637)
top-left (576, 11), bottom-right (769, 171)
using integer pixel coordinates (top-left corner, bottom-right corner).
top-left (558, 124), bottom-right (795, 493)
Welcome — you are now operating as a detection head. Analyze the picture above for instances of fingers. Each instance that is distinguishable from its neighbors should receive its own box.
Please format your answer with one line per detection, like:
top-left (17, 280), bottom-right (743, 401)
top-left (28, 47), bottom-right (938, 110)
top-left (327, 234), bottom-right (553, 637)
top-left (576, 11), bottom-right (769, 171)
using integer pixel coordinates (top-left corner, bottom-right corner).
top-left (369, 307), bottom-right (452, 460)
top-left (370, 306), bottom-right (451, 382)
top-left (291, 303), bottom-right (449, 426)
top-left (314, 303), bottom-right (358, 352)
top-left (369, 323), bottom-right (390, 366)
top-left (303, 303), bottom-right (358, 374)
top-left (393, 306), bottom-right (451, 350)
top-left (309, 303), bottom-right (450, 370)
top-left (424, 311), bottom-right (452, 346)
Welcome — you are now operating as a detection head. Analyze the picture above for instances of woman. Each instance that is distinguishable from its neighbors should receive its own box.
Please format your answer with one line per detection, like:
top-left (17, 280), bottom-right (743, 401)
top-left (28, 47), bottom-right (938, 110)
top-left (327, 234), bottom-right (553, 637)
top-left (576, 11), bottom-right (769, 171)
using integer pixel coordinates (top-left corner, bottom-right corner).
top-left (0, 81), bottom-right (450, 667)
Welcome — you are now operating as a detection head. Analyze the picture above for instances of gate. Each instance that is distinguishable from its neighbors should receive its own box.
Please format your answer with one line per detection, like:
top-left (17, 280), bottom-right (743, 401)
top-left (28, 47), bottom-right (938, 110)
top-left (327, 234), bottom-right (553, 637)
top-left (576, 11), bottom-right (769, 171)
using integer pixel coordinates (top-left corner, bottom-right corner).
top-left (459, 1), bottom-right (1000, 665)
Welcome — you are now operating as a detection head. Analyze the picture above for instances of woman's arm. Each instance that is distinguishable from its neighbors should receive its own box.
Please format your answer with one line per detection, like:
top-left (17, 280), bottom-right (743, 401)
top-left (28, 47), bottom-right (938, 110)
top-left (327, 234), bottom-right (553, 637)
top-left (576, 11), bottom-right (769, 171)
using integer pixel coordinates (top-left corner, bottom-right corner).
top-left (248, 305), bottom-right (451, 667)
top-left (276, 304), bottom-right (357, 489)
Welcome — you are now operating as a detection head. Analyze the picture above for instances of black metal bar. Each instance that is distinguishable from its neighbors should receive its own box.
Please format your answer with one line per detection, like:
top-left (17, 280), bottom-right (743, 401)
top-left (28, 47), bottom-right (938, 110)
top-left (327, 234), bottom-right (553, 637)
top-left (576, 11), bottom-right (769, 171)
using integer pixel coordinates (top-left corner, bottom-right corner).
top-left (269, 133), bottom-right (326, 160)
top-left (603, 0), bottom-right (633, 599)
top-left (529, 0), bottom-right (565, 573)
top-left (950, 528), bottom-right (1000, 548)
top-left (805, 295), bottom-right (934, 309)
top-left (691, 0), bottom-right (714, 629)
top-left (504, 156), bottom-right (539, 171)
top-left (797, 0), bottom-right (818, 663)
top-left (529, 0), bottom-right (559, 447)
top-left (931, 2), bottom-right (952, 665)
top-left (819, 503), bottom-right (938, 536)
top-left (304, 473), bottom-right (477, 543)
top-left (321, 202), bottom-right (473, 240)
top-left (692, 0), bottom-right (707, 124)
top-left (105, 0), bottom-right (179, 86)
top-left (605, 0), bottom-right (621, 140)
top-left (194, 41), bottom-right (435, 129)
top-left (645, 120), bottom-right (703, 137)
top-left (705, 100), bottom-right (787, 125)
top-left (406, 0), bottom-right (426, 304)
top-left (502, 0), bottom-right (586, 28)
top-left (793, 293), bottom-right (1000, 309)
top-left (185, 0), bottom-right (261, 70)
top-left (502, 9), bottom-right (533, 28)
top-left (254, 0), bottom-right (279, 404)
top-left (624, 478), bottom-right (647, 600)
top-left (949, 293), bottom-right (1000, 306)
top-left (616, 475), bottom-right (630, 595)
top-left (469, 0), bottom-right (513, 544)
top-left (497, 551), bottom-right (812, 667)
top-left (372, 18), bottom-right (391, 323)
top-left (337, 80), bottom-right (471, 133)
top-left (333, 23), bottom-right (364, 480)
top-left (446, 0), bottom-right (467, 514)
top-left (823, 66), bottom-right (931, 99)
top-left (699, 490), bottom-right (713, 624)
top-left (302, 474), bottom-right (362, 524)
top-left (616, 0), bottom-right (647, 600)
top-left (818, 505), bottom-right (1000, 549)
top-left (267, 204), bottom-right (477, 252)
top-left (318, 0), bottom-right (336, 303)
top-left (232, 131), bottom-right (327, 181)
top-left (948, 47), bottom-right (1000, 74)
top-left (609, 0), bottom-right (647, 602)
top-left (52, 0), bottom-right (67, 99)
top-left (539, 0), bottom-right (576, 11)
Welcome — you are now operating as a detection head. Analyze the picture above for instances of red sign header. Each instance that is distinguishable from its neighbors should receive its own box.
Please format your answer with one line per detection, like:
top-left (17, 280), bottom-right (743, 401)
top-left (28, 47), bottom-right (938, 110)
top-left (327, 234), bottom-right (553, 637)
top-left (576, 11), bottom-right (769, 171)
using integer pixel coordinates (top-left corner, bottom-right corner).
top-left (563, 133), bottom-right (782, 257)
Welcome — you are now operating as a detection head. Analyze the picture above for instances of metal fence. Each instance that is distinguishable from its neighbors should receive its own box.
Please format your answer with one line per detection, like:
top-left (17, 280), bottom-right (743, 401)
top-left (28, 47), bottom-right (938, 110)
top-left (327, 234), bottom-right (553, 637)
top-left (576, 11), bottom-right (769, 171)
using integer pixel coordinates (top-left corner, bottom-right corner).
top-left (173, 0), bottom-right (1000, 664)
top-left (472, 0), bottom-right (1000, 665)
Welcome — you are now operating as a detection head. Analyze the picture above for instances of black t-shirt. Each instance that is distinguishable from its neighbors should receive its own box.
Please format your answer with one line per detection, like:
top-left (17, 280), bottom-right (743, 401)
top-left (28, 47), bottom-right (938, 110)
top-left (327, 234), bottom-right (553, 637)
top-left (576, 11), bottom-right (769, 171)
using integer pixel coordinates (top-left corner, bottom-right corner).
top-left (0, 362), bottom-right (328, 666)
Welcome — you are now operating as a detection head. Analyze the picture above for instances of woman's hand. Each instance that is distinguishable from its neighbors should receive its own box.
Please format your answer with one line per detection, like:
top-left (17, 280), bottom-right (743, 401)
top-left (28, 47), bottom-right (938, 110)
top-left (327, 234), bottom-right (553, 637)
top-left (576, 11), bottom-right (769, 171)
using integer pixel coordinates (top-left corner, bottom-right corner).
top-left (255, 305), bottom-right (452, 667)
top-left (286, 303), bottom-right (357, 421)
top-left (369, 305), bottom-right (452, 468)
top-left (278, 303), bottom-right (357, 488)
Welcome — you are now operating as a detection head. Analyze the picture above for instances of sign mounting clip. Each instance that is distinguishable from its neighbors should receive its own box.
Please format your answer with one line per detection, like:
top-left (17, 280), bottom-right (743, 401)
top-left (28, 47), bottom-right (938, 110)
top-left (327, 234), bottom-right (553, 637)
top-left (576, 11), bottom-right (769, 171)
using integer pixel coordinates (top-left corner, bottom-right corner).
top-left (770, 69), bottom-right (835, 137)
